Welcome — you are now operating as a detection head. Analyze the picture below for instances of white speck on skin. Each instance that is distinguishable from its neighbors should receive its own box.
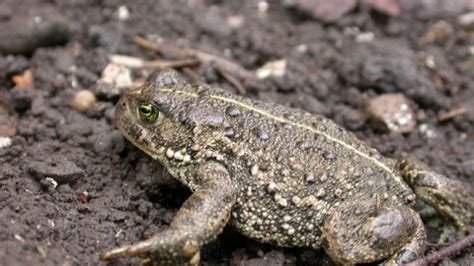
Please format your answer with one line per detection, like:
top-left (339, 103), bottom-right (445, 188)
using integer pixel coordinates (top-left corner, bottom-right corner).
top-left (267, 182), bottom-right (278, 193)
top-left (250, 164), bottom-right (259, 176)
top-left (166, 149), bottom-right (175, 158)
top-left (278, 198), bottom-right (288, 207)
top-left (291, 195), bottom-right (301, 205)
top-left (183, 154), bottom-right (191, 163)
top-left (174, 151), bottom-right (184, 160)
top-left (287, 228), bottom-right (295, 235)
top-left (246, 187), bottom-right (252, 196)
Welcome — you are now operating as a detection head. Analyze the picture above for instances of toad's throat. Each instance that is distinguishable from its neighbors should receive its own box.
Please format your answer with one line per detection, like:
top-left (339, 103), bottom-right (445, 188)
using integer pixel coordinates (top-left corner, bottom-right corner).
top-left (155, 88), bottom-right (404, 188)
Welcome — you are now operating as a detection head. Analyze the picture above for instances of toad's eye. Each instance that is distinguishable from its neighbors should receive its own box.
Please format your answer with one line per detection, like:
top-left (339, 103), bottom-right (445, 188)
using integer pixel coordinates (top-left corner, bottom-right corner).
top-left (138, 102), bottom-right (158, 123)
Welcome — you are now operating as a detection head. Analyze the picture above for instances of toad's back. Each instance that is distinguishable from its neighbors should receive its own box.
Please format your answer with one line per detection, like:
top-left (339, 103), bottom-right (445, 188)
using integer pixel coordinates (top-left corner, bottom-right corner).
top-left (160, 85), bottom-right (416, 248)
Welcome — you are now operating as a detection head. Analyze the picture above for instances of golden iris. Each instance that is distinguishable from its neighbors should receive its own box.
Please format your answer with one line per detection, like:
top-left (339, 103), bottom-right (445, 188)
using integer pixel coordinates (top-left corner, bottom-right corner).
top-left (138, 102), bottom-right (158, 123)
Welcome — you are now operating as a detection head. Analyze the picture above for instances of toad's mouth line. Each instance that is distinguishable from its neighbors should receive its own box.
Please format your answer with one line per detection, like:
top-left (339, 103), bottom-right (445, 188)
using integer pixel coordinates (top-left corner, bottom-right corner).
top-left (121, 123), bottom-right (161, 160)
top-left (151, 88), bottom-right (406, 189)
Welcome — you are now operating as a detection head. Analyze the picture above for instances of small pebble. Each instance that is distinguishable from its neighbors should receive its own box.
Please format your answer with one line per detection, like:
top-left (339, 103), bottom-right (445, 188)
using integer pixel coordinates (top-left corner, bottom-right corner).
top-left (0, 136), bottom-right (13, 148)
top-left (227, 15), bottom-right (245, 29)
top-left (44, 177), bottom-right (58, 190)
top-left (72, 90), bottom-right (96, 113)
top-left (11, 69), bottom-right (33, 89)
top-left (367, 93), bottom-right (416, 133)
top-left (27, 156), bottom-right (84, 184)
top-left (256, 59), bottom-right (287, 79)
top-left (117, 5), bottom-right (130, 21)
top-left (99, 63), bottom-right (133, 88)
top-left (286, 0), bottom-right (357, 23)
top-left (420, 20), bottom-right (454, 45)
top-left (319, 173), bottom-right (328, 182)
top-left (240, 250), bottom-right (285, 266)
top-left (458, 12), bottom-right (474, 29)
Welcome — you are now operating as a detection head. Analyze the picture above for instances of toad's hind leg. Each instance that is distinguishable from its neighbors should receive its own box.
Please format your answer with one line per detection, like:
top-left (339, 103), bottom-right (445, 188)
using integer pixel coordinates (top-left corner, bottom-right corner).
top-left (399, 159), bottom-right (474, 234)
top-left (323, 200), bottom-right (426, 265)
top-left (100, 162), bottom-right (236, 265)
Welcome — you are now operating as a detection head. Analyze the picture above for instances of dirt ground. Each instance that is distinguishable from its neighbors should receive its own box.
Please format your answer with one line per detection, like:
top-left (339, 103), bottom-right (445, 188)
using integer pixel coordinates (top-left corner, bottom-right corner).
top-left (1, 0), bottom-right (473, 265)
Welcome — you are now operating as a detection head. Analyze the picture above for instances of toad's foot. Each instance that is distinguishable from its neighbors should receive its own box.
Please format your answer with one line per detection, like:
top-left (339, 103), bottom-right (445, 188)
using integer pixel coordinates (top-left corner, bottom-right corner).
top-left (323, 199), bottom-right (426, 265)
top-left (100, 162), bottom-right (236, 265)
top-left (100, 232), bottom-right (202, 266)
top-left (399, 159), bottom-right (474, 237)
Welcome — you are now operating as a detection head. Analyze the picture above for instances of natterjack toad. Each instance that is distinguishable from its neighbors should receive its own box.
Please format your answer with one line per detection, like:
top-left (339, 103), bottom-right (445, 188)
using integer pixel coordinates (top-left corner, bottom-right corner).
top-left (101, 69), bottom-right (473, 265)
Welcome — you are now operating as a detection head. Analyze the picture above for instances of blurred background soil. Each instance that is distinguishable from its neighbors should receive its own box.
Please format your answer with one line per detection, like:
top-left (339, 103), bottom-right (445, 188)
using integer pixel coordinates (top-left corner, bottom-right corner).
top-left (0, 0), bottom-right (473, 265)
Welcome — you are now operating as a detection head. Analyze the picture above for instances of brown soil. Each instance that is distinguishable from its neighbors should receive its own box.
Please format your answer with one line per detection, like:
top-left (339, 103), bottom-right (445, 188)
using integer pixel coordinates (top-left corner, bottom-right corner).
top-left (0, 0), bottom-right (473, 265)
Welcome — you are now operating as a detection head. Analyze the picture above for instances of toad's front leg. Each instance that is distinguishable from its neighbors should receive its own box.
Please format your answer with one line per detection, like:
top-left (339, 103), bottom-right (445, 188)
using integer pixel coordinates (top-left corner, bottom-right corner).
top-left (100, 161), bottom-right (236, 265)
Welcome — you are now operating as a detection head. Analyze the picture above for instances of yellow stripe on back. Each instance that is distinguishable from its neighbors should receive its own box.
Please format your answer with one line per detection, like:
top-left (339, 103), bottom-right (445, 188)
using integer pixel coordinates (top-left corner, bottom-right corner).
top-left (159, 88), bottom-right (405, 187)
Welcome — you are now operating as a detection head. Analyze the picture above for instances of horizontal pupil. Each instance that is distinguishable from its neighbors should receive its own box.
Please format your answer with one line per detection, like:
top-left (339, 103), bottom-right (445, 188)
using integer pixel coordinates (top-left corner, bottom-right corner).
top-left (140, 107), bottom-right (151, 113)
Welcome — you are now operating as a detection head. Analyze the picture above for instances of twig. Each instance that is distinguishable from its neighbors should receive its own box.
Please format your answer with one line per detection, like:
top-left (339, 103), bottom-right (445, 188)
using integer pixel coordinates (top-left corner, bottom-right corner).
top-left (109, 54), bottom-right (199, 69)
top-left (182, 67), bottom-right (203, 83)
top-left (142, 58), bottom-right (199, 69)
top-left (438, 107), bottom-right (466, 122)
top-left (134, 36), bottom-right (190, 58)
top-left (133, 36), bottom-right (256, 86)
top-left (217, 66), bottom-right (247, 95)
top-left (406, 234), bottom-right (474, 266)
